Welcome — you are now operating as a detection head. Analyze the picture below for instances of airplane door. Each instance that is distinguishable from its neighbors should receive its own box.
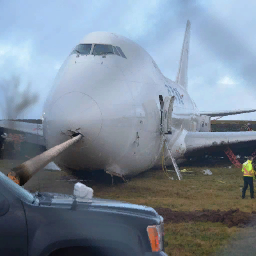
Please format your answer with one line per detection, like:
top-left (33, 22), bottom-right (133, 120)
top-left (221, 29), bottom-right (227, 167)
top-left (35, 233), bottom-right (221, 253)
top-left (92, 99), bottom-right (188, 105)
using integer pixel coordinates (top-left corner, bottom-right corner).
top-left (162, 96), bottom-right (175, 134)
top-left (167, 96), bottom-right (175, 134)
top-left (192, 121), bottom-right (197, 131)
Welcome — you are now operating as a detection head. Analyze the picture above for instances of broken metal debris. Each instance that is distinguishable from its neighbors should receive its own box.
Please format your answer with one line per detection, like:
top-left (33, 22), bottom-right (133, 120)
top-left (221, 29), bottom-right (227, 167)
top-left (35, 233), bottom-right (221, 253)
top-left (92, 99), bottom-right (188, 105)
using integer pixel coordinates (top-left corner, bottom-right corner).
top-left (180, 169), bottom-right (193, 173)
top-left (56, 175), bottom-right (91, 182)
top-left (61, 128), bottom-right (82, 138)
top-left (202, 169), bottom-right (212, 175)
top-left (44, 161), bottom-right (61, 171)
top-left (7, 134), bottom-right (82, 186)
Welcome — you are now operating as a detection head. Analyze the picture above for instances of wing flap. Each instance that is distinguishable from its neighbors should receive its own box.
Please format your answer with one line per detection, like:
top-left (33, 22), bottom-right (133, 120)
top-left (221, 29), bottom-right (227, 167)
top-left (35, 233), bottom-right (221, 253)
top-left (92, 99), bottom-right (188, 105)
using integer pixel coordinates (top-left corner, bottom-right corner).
top-left (185, 131), bottom-right (256, 152)
top-left (200, 109), bottom-right (256, 117)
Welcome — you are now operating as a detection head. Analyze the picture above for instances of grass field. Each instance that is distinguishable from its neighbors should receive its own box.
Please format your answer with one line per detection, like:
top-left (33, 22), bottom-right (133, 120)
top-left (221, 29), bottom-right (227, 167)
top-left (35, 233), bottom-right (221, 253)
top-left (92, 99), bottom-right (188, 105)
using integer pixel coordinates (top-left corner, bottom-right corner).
top-left (90, 166), bottom-right (255, 255)
top-left (0, 159), bottom-right (255, 255)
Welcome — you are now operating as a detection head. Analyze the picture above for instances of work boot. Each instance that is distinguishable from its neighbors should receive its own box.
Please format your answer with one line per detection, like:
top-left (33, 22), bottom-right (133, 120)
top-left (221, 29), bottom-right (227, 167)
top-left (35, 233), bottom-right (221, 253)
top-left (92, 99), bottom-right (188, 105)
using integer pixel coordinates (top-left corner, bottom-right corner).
top-left (242, 196), bottom-right (245, 199)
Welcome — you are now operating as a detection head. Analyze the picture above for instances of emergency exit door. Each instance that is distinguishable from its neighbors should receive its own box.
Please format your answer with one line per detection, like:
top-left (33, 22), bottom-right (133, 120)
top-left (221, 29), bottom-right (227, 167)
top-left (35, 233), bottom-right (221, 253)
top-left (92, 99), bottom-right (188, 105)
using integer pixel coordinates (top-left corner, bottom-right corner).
top-left (161, 96), bottom-right (175, 134)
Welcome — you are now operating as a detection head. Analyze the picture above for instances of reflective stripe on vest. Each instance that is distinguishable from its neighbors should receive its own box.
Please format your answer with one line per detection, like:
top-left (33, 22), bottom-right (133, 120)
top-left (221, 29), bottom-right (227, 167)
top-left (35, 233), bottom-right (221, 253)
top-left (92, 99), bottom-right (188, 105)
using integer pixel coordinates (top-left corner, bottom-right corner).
top-left (243, 166), bottom-right (253, 176)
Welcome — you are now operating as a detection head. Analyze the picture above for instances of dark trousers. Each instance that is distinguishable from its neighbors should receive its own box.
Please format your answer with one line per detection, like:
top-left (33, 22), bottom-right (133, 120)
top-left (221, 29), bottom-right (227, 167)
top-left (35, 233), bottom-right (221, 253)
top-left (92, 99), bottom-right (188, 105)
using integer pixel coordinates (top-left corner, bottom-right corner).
top-left (242, 176), bottom-right (254, 198)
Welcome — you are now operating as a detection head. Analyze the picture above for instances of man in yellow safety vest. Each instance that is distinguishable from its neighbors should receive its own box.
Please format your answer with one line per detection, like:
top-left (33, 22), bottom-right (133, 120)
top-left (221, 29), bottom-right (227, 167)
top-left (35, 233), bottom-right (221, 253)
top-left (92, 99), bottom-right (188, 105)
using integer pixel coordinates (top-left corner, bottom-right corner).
top-left (242, 156), bottom-right (256, 199)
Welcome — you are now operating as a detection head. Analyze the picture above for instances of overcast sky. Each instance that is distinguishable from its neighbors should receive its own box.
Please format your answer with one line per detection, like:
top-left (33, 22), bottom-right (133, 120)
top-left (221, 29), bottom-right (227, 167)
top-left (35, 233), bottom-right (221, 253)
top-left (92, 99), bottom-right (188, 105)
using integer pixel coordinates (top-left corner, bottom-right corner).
top-left (1, 0), bottom-right (256, 120)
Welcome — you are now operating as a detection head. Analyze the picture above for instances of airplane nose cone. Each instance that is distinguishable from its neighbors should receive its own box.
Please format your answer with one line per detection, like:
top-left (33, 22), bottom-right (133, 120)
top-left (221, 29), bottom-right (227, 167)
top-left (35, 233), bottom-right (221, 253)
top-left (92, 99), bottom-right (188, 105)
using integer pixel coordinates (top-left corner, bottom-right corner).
top-left (49, 92), bottom-right (102, 144)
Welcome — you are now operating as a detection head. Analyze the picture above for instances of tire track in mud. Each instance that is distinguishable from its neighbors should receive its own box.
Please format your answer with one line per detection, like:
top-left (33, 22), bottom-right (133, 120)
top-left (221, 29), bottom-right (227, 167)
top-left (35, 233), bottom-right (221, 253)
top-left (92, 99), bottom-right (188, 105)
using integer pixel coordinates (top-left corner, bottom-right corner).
top-left (155, 207), bottom-right (255, 228)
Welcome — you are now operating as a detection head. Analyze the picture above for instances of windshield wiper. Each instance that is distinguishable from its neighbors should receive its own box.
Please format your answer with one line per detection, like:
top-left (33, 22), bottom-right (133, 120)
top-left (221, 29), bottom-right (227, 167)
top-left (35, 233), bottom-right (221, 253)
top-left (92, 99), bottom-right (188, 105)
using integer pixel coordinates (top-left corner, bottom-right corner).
top-left (75, 49), bottom-right (81, 55)
top-left (35, 191), bottom-right (43, 197)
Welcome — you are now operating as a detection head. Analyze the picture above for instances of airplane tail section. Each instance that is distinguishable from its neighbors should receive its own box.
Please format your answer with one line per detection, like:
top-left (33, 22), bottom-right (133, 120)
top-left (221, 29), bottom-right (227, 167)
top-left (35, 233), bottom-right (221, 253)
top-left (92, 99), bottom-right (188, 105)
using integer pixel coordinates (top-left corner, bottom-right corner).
top-left (176, 20), bottom-right (191, 90)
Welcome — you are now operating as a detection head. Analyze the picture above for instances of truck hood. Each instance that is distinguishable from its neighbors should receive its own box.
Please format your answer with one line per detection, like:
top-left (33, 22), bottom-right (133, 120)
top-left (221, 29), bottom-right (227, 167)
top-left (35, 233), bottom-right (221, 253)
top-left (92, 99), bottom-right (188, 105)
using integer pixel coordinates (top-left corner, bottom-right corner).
top-left (34, 192), bottom-right (160, 219)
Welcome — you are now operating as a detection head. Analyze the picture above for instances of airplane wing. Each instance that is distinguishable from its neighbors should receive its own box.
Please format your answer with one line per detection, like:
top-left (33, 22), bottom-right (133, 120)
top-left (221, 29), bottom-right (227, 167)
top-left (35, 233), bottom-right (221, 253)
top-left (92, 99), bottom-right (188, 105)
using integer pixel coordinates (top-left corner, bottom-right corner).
top-left (0, 119), bottom-right (45, 146)
top-left (184, 131), bottom-right (256, 157)
top-left (200, 109), bottom-right (256, 117)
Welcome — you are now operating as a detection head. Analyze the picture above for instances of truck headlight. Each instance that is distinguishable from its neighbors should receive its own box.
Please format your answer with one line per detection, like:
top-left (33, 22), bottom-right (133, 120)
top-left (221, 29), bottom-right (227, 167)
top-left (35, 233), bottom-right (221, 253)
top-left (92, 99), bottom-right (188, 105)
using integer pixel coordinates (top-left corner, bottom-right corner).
top-left (147, 222), bottom-right (164, 252)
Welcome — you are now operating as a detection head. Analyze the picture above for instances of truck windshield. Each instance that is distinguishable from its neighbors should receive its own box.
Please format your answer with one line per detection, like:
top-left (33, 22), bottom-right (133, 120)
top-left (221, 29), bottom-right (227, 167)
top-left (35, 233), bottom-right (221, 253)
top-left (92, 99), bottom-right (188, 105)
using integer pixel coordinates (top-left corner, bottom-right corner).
top-left (0, 172), bottom-right (34, 204)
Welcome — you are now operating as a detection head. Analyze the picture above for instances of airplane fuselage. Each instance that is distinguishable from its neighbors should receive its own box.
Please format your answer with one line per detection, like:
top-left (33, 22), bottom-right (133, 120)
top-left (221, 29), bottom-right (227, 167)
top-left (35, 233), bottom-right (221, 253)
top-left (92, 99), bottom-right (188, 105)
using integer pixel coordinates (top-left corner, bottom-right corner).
top-left (43, 32), bottom-right (199, 177)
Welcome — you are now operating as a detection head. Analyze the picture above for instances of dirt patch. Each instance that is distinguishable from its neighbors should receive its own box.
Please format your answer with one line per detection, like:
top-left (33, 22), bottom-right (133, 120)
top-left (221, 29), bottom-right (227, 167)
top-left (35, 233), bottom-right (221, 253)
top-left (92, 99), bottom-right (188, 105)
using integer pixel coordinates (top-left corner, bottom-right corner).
top-left (155, 208), bottom-right (253, 228)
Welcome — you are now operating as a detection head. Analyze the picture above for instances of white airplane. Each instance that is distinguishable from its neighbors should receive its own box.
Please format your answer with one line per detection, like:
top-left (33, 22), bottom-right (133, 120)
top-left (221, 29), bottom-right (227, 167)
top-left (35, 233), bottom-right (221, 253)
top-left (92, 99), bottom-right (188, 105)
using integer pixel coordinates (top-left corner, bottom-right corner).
top-left (1, 20), bottom-right (256, 179)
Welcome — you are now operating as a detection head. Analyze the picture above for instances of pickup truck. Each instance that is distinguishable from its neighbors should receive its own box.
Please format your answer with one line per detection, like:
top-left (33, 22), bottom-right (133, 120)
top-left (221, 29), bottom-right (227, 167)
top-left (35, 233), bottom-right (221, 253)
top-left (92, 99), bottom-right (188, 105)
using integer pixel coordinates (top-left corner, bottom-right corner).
top-left (0, 171), bottom-right (167, 256)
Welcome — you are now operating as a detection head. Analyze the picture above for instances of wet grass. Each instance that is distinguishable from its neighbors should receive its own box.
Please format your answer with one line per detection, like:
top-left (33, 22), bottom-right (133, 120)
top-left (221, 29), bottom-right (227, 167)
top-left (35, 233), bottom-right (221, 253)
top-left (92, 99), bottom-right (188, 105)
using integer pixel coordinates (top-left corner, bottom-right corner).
top-left (91, 166), bottom-right (256, 213)
top-left (0, 159), bottom-right (255, 255)
top-left (164, 222), bottom-right (238, 256)
top-left (87, 166), bottom-right (256, 255)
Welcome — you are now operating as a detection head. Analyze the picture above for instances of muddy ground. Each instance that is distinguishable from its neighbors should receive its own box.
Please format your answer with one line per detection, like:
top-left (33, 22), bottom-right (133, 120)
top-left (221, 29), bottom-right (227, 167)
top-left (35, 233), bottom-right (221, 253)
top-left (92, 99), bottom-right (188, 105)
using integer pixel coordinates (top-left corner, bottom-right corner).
top-left (155, 207), bottom-right (254, 228)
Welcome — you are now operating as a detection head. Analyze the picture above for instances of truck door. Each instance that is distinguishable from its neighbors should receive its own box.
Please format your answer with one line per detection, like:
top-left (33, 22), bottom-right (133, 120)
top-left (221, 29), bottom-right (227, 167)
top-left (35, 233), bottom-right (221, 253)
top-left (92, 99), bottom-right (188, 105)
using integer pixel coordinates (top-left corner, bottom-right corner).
top-left (0, 189), bottom-right (27, 255)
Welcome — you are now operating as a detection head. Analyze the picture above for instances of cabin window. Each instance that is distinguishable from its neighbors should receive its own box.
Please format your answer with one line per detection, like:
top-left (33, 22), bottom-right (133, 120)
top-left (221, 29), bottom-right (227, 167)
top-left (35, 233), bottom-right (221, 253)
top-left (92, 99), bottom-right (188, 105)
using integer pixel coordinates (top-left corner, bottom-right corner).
top-left (113, 46), bottom-right (120, 56)
top-left (92, 44), bottom-right (114, 55)
top-left (71, 44), bottom-right (92, 55)
top-left (116, 46), bottom-right (127, 58)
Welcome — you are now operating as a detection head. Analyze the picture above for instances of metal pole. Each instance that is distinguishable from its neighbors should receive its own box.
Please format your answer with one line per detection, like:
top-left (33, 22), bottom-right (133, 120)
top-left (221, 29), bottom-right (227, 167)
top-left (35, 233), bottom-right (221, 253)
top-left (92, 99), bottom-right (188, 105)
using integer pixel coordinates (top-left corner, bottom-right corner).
top-left (7, 134), bottom-right (82, 185)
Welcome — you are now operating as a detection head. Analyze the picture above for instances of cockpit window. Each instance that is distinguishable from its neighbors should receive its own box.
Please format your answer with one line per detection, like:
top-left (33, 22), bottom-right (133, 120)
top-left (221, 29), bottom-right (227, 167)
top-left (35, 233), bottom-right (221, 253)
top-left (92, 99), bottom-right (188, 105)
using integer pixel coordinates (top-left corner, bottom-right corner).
top-left (116, 46), bottom-right (127, 59)
top-left (71, 44), bottom-right (92, 55)
top-left (92, 44), bottom-right (114, 55)
top-left (70, 43), bottom-right (127, 59)
top-left (113, 46), bottom-right (120, 56)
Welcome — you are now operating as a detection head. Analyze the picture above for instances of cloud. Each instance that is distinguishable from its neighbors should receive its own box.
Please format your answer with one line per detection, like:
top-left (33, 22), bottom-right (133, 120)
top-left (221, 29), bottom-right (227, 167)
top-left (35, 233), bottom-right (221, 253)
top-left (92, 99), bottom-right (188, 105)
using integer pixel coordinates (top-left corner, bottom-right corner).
top-left (217, 76), bottom-right (237, 89)
top-left (218, 76), bottom-right (236, 85)
top-left (0, 40), bottom-right (33, 76)
top-left (54, 63), bottom-right (61, 70)
top-left (0, 0), bottom-right (256, 120)
top-left (119, 0), bottom-right (165, 40)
